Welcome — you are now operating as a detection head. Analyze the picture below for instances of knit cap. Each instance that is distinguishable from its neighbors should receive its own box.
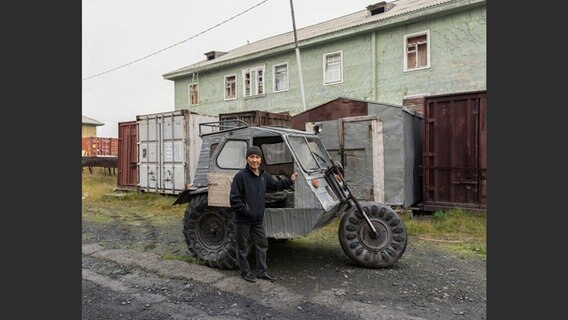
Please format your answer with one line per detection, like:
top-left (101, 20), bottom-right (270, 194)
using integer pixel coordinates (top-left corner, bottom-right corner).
top-left (246, 146), bottom-right (262, 158)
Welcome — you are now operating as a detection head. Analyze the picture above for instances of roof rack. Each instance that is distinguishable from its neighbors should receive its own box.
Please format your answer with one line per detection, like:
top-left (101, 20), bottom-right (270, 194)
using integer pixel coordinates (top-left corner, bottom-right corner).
top-left (198, 119), bottom-right (249, 136)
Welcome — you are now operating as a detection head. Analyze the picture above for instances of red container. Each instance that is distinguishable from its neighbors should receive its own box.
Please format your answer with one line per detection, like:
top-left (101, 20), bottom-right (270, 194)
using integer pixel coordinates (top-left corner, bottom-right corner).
top-left (82, 137), bottom-right (119, 156)
top-left (117, 121), bottom-right (138, 188)
top-left (422, 91), bottom-right (487, 212)
top-left (219, 110), bottom-right (291, 127)
top-left (290, 97), bottom-right (368, 130)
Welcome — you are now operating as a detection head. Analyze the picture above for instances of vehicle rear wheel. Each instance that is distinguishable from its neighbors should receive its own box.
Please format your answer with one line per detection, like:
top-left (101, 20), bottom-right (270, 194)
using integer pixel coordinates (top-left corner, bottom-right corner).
top-left (338, 201), bottom-right (408, 268)
top-left (182, 194), bottom-right (237, 269)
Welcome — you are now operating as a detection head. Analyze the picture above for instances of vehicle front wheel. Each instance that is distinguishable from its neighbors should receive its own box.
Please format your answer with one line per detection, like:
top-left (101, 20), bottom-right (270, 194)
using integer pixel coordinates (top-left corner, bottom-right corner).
top-left (182, 194), bottom-right (237, 269)
top-left (338, 201), bottom-right (408, 268)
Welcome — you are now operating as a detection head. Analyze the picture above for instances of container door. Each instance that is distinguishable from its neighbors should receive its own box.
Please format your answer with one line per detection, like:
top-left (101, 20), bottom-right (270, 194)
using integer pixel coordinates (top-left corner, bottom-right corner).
top-left (138, 118), bottom-right (161, 192)
top-left (423, 92), bottom-right (487, 211)
top-left (160, 114), bottom-right (188, 194)
top-left (117, 122), bottom-right (138, 187)
top-left (341, 117), bottom-right (384, 202)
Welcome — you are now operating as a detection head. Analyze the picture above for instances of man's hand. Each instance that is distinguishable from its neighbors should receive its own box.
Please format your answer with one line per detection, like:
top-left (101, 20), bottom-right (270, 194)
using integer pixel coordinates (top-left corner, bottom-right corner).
top-left (291, 172), bottom-right (298, 183)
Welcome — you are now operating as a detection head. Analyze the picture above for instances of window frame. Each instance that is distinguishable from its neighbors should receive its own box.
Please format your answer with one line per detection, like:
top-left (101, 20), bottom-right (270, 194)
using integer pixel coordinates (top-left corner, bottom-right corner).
top-left (224, 74), bottom-right (237, 101)
top-left (216, 139), bottom-right (248, 170)
top-left (323, 51), bottom-right (343, 85)
top-left (188, 83), bottom-right (199, 106)
top-left (403, 30), bottom-right (431, 72)
top-left (272, 62), bottom-right (289, 93)
top-left (242, 65), bottom-right (266, 97)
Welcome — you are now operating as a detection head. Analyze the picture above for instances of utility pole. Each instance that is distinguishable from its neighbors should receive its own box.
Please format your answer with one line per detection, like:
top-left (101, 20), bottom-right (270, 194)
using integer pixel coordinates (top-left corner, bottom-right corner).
top-left (289, 0), bottom-right (307, 111)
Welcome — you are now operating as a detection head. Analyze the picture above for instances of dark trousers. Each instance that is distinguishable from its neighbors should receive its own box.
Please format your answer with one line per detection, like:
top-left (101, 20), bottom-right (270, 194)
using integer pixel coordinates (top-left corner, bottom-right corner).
top-left (235, 223), bottom-right (268, 276)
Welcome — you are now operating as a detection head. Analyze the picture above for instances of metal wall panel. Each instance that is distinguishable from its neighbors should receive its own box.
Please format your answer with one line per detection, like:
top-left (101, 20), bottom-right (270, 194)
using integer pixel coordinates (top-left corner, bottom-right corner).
top-left (137, 110), bottom-right (217, 194)
top-left (117, 121), bottom-right (138, 188)
top-left (423, 91), bottom-right (487, 211)
top-left (304, 99), bottom-right (423, 207)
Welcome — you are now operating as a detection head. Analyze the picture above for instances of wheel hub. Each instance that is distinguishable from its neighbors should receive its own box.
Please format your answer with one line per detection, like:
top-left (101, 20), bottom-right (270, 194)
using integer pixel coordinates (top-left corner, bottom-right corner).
top-left (198, 213), bottom-right (227, 250)
top-left (358, 219), bottom-right (390, 251)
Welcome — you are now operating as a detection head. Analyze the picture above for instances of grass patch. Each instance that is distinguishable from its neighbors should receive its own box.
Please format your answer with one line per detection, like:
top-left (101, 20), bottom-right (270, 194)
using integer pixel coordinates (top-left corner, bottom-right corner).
top-left (404, 208), bottom-right (486, 256)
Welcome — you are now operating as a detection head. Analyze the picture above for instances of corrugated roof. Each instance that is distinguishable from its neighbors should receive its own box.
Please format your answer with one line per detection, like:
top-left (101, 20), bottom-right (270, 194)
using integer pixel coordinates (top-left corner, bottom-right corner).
top-left (82, 115), bottom-right (104, 126)
top-left (164, 0), bottom-right (468, 78)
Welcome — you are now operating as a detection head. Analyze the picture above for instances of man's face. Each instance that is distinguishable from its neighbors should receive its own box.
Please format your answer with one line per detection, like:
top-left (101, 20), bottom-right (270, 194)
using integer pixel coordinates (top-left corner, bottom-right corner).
top-left (247, 154), bottom-right (262, 170)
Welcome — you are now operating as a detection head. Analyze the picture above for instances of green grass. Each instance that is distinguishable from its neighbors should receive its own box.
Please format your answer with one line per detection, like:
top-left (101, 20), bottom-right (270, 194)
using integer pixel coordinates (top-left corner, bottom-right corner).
top-left (403, 208), bottom-right (486, 256)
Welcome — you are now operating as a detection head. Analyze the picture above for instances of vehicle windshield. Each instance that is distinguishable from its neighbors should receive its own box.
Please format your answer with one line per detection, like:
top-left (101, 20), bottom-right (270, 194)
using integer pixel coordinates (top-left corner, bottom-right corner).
top-left (287, 136), bottom-right (332, 172)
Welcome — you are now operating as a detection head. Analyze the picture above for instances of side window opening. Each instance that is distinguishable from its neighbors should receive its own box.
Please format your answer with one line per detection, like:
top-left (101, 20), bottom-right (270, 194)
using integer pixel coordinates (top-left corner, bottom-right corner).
top-left (216, 140), bottom-right (247, 169)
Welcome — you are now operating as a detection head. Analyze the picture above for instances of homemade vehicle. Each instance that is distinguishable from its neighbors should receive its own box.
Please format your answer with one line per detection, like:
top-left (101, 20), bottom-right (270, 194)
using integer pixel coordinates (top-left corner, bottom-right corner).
top-left (173, 121), bottom-right (407, 269)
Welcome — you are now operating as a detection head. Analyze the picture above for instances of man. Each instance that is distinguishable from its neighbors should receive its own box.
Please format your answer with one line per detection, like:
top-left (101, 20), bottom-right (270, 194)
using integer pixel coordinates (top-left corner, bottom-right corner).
top-left (230, 146), bottom-right (297, 283)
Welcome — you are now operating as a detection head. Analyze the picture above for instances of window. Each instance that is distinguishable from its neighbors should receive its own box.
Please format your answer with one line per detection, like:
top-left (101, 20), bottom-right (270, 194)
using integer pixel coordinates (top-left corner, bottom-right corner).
top-left (273, 63), bottom-right (289, 92)
top-left (188, 83), bottom-right (199, 106)
top-left (404, 31), bottom-right (430, 71)
top-left (242, 66), bottom-right (265, 97)
top-left (217, 140), bottom-right (247, 169)
top-left (261, 142), bottom-right (292, 165)
top-left (323, 51), bottom-right (343, 85)
top-left (224, 74), bottom-right (236, 100)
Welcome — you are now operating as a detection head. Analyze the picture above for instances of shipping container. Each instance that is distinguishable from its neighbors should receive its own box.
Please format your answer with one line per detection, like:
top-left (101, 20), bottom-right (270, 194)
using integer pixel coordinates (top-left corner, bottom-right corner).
top-left (137, 109), bottom-right (218, 194)
top-left (117, 121), bottom-right (138, 189)
top-left (422, 91), bottom-right (487, 212)
top-left (219, 110), bottom-right (291, 127)
top-left (302, 98), bottom-right (423, 208)
top-left (82, 137), bottom-right (119, 156)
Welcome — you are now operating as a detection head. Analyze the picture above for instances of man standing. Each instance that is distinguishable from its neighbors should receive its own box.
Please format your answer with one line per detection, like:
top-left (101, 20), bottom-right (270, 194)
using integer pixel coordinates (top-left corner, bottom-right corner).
top-left (230, 146), bottom-right (297, 283)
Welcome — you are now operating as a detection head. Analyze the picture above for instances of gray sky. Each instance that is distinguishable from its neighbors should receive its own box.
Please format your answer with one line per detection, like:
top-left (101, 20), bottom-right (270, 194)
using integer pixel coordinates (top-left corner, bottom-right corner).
top-left (82, 0), bottom-right (382, 137)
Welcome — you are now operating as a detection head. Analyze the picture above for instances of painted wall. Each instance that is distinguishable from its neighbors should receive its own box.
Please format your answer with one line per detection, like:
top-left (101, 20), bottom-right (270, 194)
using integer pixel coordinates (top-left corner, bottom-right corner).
top-left (376, 7), bottom-right (486, 104)
top-left (82, 125), bottom-right (97, 138)
top-left (172, 5), bottom-right (486, 115)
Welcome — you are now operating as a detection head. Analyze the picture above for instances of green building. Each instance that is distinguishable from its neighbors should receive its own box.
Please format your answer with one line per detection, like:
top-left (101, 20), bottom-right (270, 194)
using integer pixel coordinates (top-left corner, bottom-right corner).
top-left (163, 0), bottom-right (486, 115)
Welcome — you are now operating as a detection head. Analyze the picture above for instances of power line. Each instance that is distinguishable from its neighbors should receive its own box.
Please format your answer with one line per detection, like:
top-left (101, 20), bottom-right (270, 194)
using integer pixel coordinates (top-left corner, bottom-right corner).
top-left (82, 0), bottom-right (270, 81)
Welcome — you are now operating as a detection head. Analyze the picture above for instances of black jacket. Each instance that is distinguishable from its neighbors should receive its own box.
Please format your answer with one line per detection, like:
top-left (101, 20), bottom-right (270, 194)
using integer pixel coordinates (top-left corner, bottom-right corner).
top-left (230, 165), bottom-right (292, 225)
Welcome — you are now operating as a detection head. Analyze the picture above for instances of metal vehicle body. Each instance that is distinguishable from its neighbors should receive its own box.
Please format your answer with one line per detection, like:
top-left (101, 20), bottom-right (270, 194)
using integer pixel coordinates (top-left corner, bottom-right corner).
top-left (173, 121), bottom-right (407, 269)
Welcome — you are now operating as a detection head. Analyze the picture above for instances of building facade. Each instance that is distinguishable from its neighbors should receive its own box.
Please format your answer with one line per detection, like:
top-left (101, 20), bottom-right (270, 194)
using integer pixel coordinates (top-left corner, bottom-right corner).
top-left (163, 0), bottom-right (486, 115)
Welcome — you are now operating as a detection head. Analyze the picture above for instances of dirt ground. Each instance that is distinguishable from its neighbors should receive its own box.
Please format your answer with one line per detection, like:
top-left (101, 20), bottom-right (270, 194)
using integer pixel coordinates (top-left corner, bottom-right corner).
top-left (82, 204), bottom-right (486, 320)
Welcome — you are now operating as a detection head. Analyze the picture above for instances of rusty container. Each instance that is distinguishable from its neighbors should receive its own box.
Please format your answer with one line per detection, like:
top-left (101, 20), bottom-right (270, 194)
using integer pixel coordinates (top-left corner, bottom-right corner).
top-left (117, 121), bottom-right (138, 189)
top-left (82, 137), bottom-right (119, 156)
top-left (219, 110), bottom-right (291, 127)
top-left (422, 91), bottom-right (487, 212)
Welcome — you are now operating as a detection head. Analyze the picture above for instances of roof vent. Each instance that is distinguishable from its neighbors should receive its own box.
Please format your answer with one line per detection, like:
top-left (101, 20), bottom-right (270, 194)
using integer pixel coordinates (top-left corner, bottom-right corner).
top-left (366, 1), bottom-right (395, 17)
top-left (204, 51), bottom-right (227, 61)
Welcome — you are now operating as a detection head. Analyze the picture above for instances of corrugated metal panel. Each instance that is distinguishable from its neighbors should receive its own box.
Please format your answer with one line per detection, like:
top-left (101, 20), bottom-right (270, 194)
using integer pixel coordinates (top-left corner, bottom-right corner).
top-left (219, 110), bottom-right (291, 127)
top-left (263, 208), bottom-right (325, 238)
top-left (117, 121), bottom-right (138, 188)
top-left (137, 110), bottom-right (218, 194)
top-left (82, 137), bottom-right (119, 156)
top-left (423, 91), bottom-right (487, 211)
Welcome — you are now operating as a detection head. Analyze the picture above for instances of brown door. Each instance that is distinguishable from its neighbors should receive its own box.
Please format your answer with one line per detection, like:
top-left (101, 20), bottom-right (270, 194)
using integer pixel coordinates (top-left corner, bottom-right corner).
top-left (423, 91), bottom-right (487, 211)
top-left (117, 121), bottom-right (138, 187)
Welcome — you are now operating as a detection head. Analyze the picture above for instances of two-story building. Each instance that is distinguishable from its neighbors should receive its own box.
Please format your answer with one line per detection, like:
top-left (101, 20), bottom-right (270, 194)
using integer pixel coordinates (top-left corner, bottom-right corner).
top-left (163, 0), bottom-right (486, 115)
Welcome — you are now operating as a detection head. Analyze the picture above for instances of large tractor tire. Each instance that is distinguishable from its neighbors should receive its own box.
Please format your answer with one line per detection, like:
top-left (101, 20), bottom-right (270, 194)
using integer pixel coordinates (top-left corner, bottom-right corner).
top-left (339, 201), bottom-right (408, 268)
top-left (182, 194), bottom-right (237, 270)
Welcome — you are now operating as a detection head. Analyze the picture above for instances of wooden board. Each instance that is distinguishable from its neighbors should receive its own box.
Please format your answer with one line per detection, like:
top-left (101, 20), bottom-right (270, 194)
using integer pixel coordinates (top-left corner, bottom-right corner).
top-left (207, 172), bottom-right (235, 207)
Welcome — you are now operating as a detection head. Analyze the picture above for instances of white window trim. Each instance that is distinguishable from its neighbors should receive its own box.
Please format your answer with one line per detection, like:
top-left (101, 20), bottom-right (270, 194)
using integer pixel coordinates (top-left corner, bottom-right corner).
top-left (272, 62), bottom-right (289, 93)
top-left (188, 83), bottom-right (199, 106)
top-left (224, 74), bottom-right (237, 101)
top-left (323, 51), bottom-right (343, 85)
top-left (403, 30), bottom-right (430, 72)
top-left (241, 65), bottom-right (266, 97)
